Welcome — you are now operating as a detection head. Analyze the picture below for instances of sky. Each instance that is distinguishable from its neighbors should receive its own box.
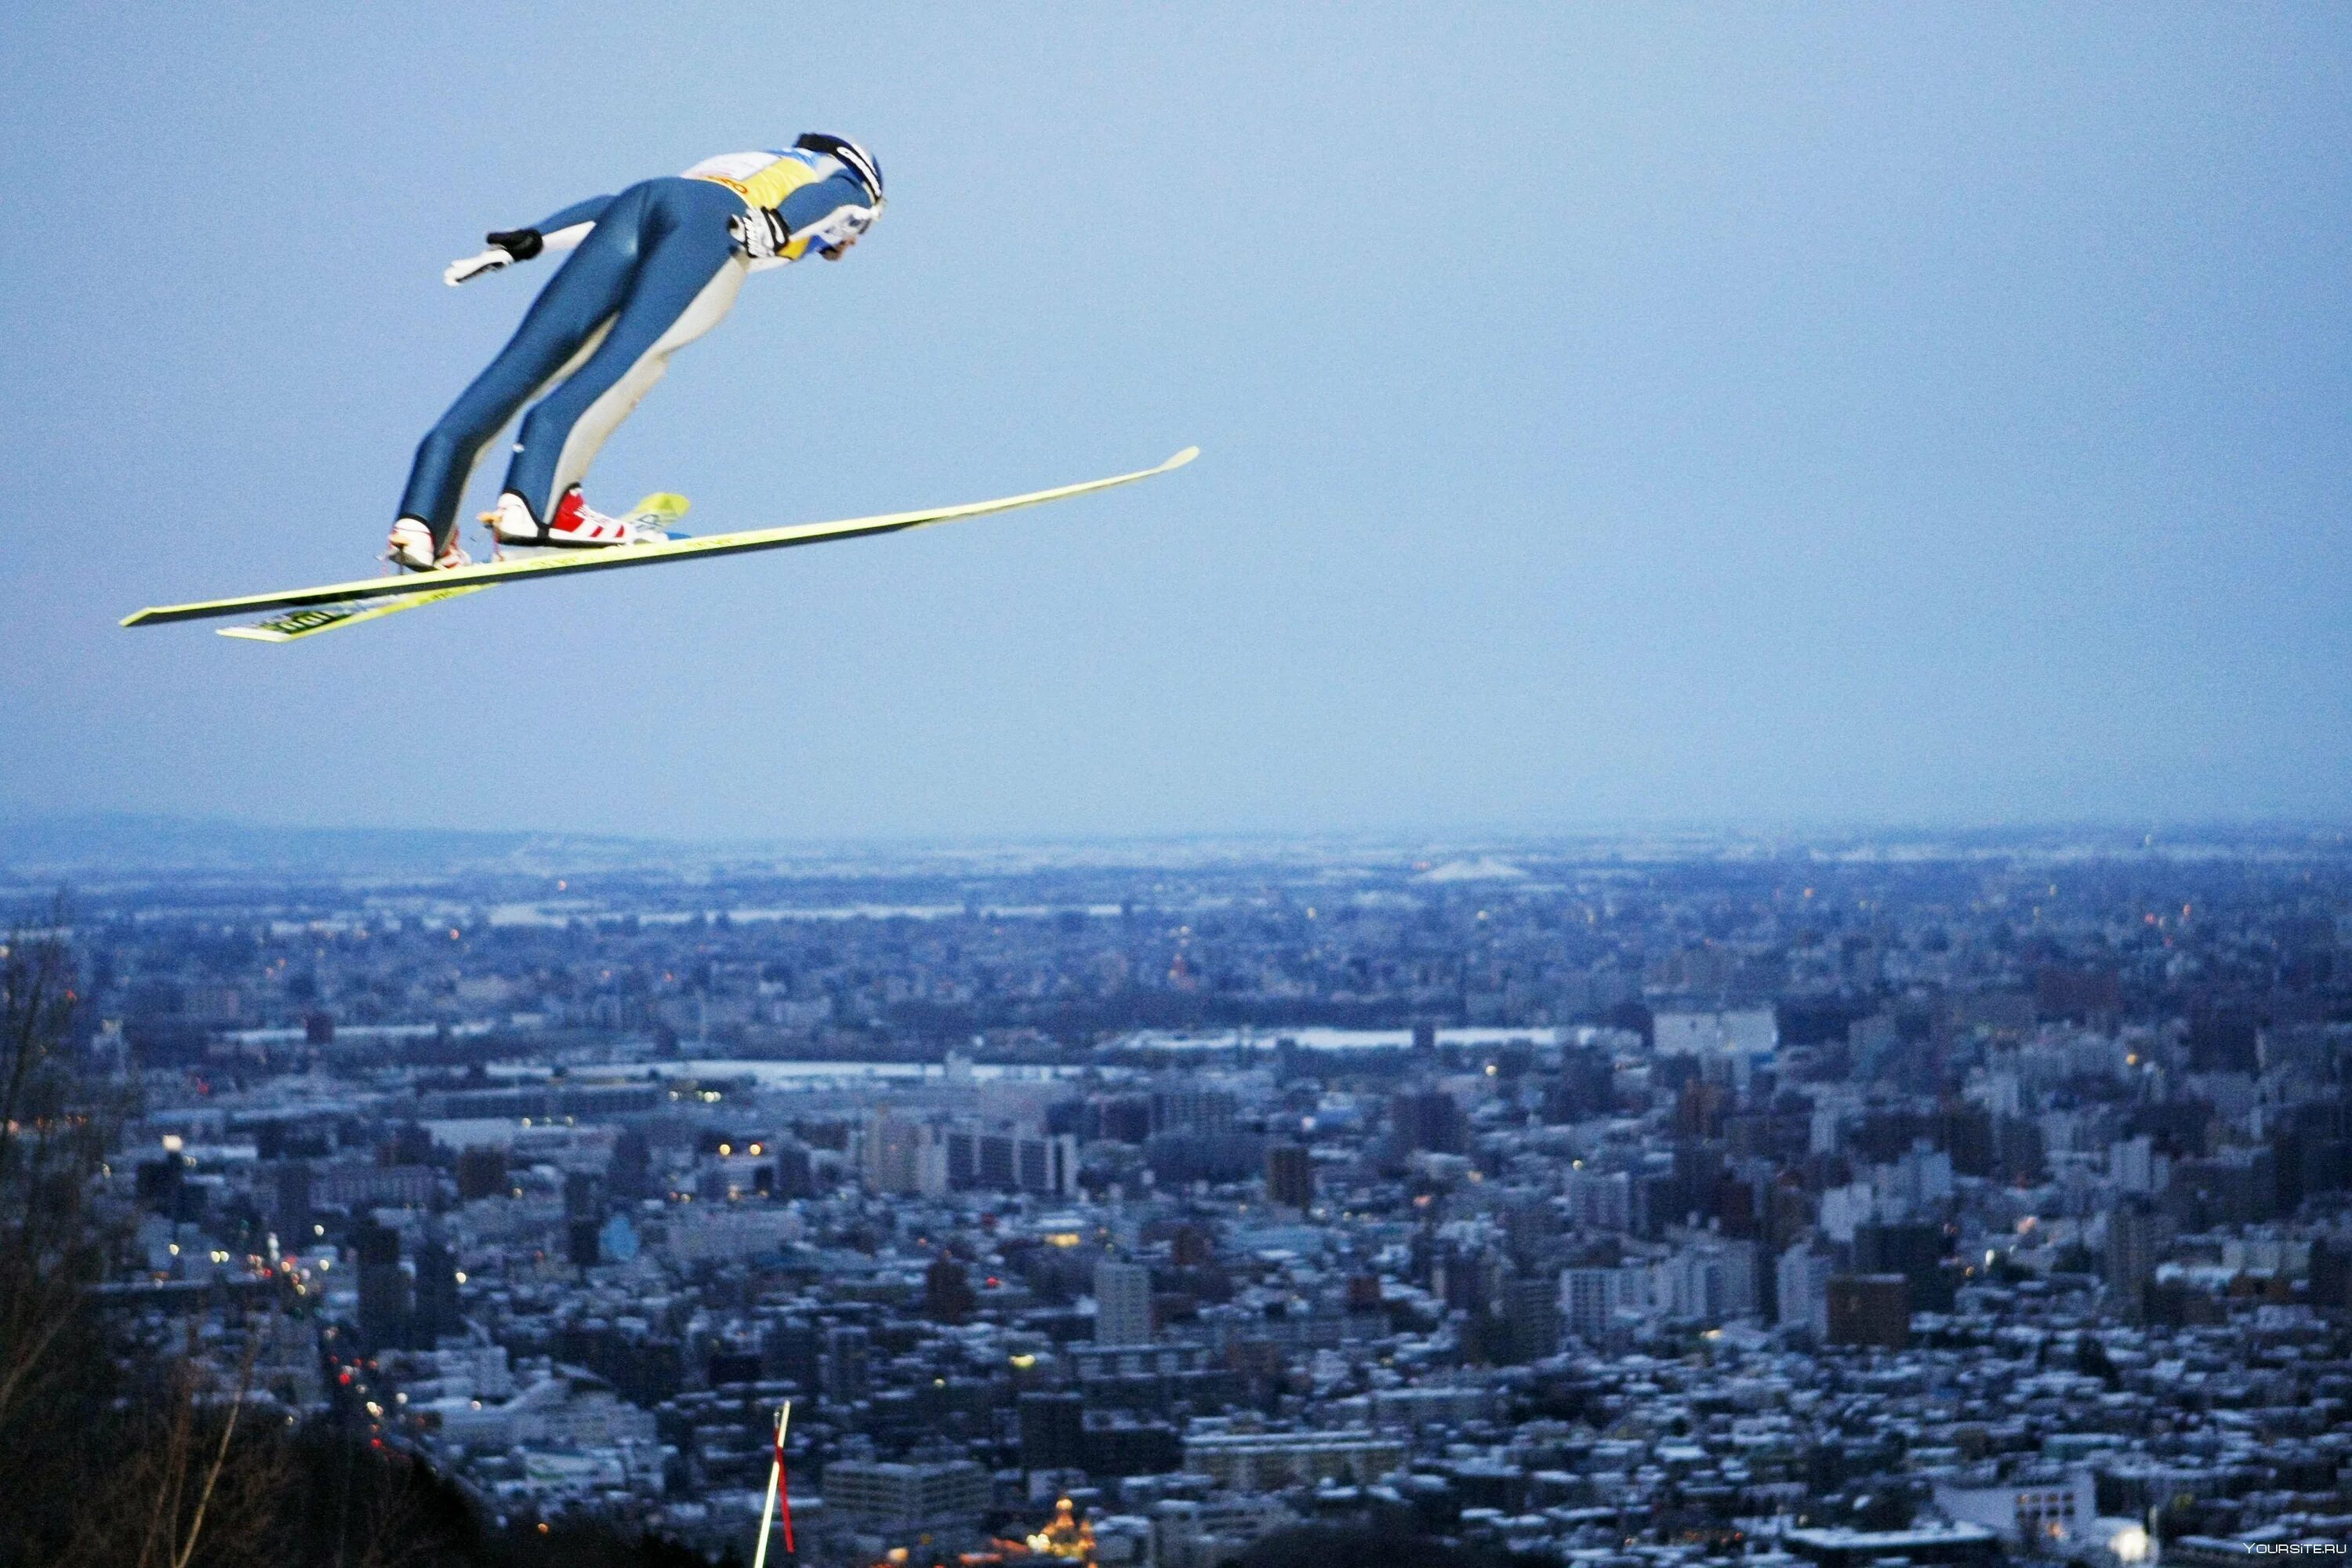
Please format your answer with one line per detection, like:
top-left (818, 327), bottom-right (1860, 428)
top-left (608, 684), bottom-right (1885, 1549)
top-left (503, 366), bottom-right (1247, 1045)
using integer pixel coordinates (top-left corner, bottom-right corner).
top-left (2, 5), bottom-right (2348, 841)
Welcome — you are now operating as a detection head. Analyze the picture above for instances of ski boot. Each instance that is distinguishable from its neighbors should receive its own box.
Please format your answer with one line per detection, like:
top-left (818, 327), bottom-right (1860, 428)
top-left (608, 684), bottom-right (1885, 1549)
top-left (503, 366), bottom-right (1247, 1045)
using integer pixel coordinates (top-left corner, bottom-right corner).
top-left (483, 487), bottom-right (670, 550)
top-left (385, 517), bottom-right (472, 572)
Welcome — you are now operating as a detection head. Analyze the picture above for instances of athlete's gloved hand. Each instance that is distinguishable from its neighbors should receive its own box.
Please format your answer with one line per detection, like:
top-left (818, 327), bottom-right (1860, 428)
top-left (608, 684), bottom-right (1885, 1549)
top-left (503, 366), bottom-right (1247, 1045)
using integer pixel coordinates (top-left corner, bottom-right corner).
top-left (728, 206), bottom-right (792, 261)
top-left (442, 228), bottom-right (546, 287)
top-left (443, 247), bottom-right (513, 286)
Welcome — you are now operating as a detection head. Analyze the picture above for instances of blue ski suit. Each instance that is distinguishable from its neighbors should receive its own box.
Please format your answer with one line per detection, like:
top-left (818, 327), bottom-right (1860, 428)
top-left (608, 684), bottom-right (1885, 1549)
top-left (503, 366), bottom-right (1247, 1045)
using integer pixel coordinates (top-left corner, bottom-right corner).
top-left (400, 148), bottom-right (879, 549)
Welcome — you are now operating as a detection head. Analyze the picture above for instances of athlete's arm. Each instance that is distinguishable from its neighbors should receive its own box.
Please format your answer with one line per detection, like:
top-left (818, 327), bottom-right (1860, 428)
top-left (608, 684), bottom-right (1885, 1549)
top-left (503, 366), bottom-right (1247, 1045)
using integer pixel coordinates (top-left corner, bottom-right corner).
top-left (528, 193), bottom-right (615, 252)
top-left (728, 173), bottom-right (878, 265)
top-left (443, 194), bottom-right (615, 286)
top-left (775, 172), bottom-right (872, 234)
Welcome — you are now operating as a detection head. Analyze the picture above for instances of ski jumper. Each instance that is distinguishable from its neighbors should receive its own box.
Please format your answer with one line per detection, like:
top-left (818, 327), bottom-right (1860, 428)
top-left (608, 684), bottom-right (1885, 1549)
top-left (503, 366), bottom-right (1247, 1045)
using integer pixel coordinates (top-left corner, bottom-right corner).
top-left (400, 149), bottom-right (878, 550)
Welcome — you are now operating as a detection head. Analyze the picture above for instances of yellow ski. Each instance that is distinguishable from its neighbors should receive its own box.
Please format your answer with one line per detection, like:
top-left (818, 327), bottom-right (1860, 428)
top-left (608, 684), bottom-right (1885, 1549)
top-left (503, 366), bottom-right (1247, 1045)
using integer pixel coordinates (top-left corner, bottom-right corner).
top-left (122, 448), bottom-right (1197, 633)
top-left (209, 493), bottom-right (691, 641)
top-left (217, 583), bottom-right (495, 641)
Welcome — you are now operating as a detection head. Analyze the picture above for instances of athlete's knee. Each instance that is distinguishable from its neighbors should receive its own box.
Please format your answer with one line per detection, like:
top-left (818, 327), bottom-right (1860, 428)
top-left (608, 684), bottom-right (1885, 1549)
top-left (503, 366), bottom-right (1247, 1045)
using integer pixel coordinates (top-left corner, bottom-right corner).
top-left (413, 421), bottom-right (485, 475)
top-left (514, 394), bottom-right (585, 452)
top-left (422, 386), bottom-right (516, 459)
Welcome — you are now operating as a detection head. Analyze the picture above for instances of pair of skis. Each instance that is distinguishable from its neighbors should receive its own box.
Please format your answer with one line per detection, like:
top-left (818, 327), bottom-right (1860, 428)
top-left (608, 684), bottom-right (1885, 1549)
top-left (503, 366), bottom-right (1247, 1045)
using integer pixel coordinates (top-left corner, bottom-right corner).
top-left (756, 1399), bottom-right (795, 1567)
top-left (119, 448), bottom-right (1198, 642)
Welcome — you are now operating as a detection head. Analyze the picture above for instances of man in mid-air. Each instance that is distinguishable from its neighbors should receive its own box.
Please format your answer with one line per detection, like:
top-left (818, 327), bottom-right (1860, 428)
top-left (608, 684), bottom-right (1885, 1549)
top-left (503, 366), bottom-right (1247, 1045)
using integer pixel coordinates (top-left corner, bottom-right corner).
top-left (388, 135), bottom-right (884, 572)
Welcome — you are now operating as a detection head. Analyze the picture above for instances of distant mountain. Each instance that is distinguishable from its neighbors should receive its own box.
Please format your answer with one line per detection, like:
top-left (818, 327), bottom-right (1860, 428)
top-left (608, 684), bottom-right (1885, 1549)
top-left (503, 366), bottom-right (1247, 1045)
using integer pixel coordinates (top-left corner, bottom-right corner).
top-left (0, 812), bottom-right (655, 877)
top-left (5, 811), bottom-right (2337, 882)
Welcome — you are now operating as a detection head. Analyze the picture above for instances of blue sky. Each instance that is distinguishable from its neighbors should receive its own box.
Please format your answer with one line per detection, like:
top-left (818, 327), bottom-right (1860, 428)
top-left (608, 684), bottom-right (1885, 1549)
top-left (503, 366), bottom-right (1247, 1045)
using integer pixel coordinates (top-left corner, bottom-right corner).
top-left (2, 5), bottom-right (2347, 838)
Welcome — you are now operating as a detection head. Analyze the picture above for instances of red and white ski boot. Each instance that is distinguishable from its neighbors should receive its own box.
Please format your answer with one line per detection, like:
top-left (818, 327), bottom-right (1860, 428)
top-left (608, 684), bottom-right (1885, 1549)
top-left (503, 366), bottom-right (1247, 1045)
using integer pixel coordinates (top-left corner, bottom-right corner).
top-left (483, 487), bottom-right (666, 550)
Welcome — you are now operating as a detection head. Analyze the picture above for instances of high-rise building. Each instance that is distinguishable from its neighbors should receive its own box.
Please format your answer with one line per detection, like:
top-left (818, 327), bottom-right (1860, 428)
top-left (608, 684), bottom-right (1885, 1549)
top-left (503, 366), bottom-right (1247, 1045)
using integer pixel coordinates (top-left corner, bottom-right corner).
top-left (271, 1160), bottom-right (313, 1242)
top-left (1891, 1142), bottom-right (1956, 1210)
top-left (772, 1138), bottom-right (815, 1199)
top-left (1171, 1223), bottom-right (1215, 1269)
top-left (607, 1128), bottom-right (652, 1200)
top-left (768, 1317), bottom-right (820, 1390)
top-left (2187, 1008), bottom-right (2259, 1073)
top-left (1084, 1411), bottom-right (1183, 1478)
top-left (452, 1148), bottom-right (507, 1203)
top-left (2104, 1200), bottom-right (2168, 1322)
top-left (1265, 1143), bottom-right (1315, 1210)
top-left (1664, 1244), bottom-right (1730, 1323)
top-left (941, 1123), bottom-right (1080, 1197)
top-left (1150, 1087), bottom-right (1237, 1135)
top-left (1391, 1091), bottom-right (1468, 1154)
top-left (412, 1238), bottom-right (461, 1341)
top-left (1096, 1096), bottom-right (1153, 1145)
top-left (1434, 1241), bottom-right (1504, 1316)
top-left (1094, 1258), bottom-right (1154, 1346)
top-left (1995, 1116), bottom-right (2048, 1183)
top-left (2111, 1135), bottom-right (2165, 1195)
top-left (1181, 1430), bottom-right (1409, 1491)
top-left (1500, 1274), bottom-right (1562, 1363)
top-left (354, 1221), bottom-right (410, 1352)
top-left (1715, 1237), bottom-right (1760, 1317)
top-left (1544, 1044), bottom-right (1617, 1122)
top-left (925, 1253), bottom-right (975, 1323)
top-left (1502, 1192), bottom-right (1557, 1265)
top-left (863, 1111), bottom-right (926, 1195)
top-left (1562, 1260), bottom-right (1618, 1335)
top-left (824, 1324), bottom-right (872, 1401)
top-left (1561, 1266), bottom-right (1620, 1342)
top-left (1014, 1131), bottom-right (1079, 1197)
top-left (1565, 1167), bottom-right (1632, 1231)
top-left (1272, 1036), bottom-right (1302, 1084)
top-left (1825, 1274), bottom-right (1911, 1348)
top-left (1777, 1242), bottom-right (1833, 1338)
top-left (1856, 1221), bottom-right (1955, 1312)
top-left (1019, 1392), bottom-right (1086, 1472)
top-left (561, 1169), bottom-right (602, 1221)
top-left (821, 1459), bottom-right (993, 1526)
top-left (2312, 1237), bottom-right (2352, 1311)
top-left (1819, 1181), bottom-right (1875, 1243)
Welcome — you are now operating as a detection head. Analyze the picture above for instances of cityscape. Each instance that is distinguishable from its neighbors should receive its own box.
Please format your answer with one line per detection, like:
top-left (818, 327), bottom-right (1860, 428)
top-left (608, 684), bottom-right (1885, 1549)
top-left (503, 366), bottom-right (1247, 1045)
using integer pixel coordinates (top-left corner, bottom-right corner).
top-left (3, 824), bottom-right (2346, 1566)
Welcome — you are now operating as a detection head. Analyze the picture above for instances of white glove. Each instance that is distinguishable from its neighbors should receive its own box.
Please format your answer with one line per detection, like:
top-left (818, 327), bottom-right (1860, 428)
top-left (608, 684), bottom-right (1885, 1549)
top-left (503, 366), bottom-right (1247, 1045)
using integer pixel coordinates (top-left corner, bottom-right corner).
top-left (444, 246), bottom-right (514, 287)
top-left (728, 207), bottom-right (791, 262)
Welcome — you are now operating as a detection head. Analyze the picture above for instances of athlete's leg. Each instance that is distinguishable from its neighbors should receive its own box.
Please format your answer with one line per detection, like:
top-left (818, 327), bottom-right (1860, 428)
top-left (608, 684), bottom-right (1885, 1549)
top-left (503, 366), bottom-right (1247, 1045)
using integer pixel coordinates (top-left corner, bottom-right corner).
top-left (396, 183), bottom-right (660, 551)
top-left (500, 180), bottom-right (747, 521)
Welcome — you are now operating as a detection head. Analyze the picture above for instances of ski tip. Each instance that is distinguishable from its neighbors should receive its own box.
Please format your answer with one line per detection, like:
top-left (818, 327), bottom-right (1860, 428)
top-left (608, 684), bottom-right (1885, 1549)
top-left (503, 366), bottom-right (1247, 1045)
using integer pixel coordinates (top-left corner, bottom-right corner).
top-left (1163, 445), bottom-right (1201, 471)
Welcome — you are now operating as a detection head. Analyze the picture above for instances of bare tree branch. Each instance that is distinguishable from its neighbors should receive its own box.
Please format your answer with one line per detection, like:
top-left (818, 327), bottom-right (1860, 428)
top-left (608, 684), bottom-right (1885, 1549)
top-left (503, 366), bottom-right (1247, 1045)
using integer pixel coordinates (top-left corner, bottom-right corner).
top-left (172, 1337), bottom-right (258, 1568)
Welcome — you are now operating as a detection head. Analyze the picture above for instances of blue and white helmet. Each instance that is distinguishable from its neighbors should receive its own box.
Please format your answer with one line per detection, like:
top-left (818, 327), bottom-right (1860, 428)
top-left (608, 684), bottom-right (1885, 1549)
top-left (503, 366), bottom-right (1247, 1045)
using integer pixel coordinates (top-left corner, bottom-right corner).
top-left (794, 132), bottom-right (884, 208)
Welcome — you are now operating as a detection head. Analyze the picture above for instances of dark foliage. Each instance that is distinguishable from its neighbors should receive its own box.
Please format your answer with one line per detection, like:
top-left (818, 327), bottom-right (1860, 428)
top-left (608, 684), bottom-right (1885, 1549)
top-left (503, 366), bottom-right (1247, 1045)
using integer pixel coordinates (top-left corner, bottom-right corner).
top-left (0, 913), bottom-right (721, 1568)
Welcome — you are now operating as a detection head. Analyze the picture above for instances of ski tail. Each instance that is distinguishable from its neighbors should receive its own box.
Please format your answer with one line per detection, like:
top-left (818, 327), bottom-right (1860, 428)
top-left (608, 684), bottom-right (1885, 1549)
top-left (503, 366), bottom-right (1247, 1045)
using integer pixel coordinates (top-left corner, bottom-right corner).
top-left (217, 583), bottom-right (493, 641)
top-left (622, 492), bottom-right (691, 540)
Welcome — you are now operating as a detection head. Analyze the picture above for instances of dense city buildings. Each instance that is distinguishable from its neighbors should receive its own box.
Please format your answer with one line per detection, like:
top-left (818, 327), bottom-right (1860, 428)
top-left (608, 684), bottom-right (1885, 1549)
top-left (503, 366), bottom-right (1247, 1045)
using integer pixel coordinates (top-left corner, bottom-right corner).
top-left (8, 825), bottom-right (2352, 1566)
